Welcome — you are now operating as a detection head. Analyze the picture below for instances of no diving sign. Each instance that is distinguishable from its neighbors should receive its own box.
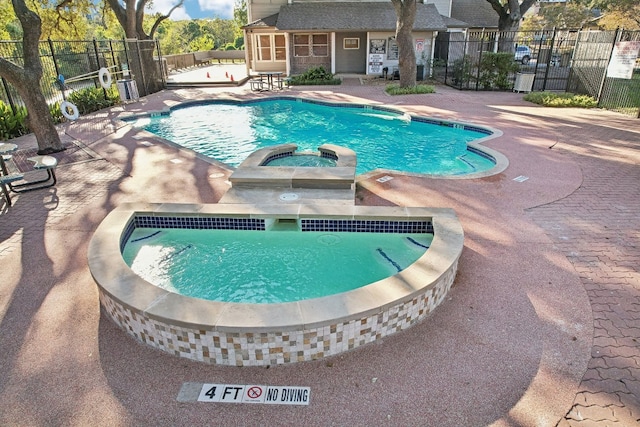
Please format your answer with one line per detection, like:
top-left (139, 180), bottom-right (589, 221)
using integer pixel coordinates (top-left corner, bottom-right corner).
top-left (197, 384), bottom-right (310, 405)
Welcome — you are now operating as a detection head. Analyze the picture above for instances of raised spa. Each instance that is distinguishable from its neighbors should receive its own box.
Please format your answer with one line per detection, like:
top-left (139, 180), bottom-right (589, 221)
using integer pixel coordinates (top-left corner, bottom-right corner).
top-left (89, 203), bottom-right (463, 366)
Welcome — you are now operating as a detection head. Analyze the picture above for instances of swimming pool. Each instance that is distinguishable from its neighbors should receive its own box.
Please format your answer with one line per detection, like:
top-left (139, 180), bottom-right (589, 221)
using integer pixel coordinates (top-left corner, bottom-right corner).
top-left (126, 97), bottom-right (504, 176)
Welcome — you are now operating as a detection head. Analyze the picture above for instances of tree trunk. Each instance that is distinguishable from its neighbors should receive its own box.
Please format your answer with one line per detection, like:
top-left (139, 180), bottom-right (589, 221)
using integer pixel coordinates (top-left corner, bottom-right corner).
top-left (391, 0), bottom-right (417, 88)
top-left (0, 0), bottom-right (64, 154)
top-left (18, 73), bottom-right (65, 154)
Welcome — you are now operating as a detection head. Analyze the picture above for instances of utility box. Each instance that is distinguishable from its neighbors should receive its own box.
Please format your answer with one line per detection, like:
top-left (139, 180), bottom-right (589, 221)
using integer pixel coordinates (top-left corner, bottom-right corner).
top-left (116, 79), bottom-right (139, 102)
top-left (514, 72), bottom-right (535, 93)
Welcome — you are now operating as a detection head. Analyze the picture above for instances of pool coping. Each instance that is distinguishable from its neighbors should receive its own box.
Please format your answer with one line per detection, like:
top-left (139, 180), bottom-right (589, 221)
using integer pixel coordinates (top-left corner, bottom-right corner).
top-left (89, 202), bottom-right (463, 334)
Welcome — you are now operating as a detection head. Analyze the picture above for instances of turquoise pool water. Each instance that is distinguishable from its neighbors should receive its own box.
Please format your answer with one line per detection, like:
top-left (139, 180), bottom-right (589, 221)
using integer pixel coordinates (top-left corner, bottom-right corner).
top-left (130, 99), bottom-right (495, 176)
top-left (122, 227), bottom-right (433, 303)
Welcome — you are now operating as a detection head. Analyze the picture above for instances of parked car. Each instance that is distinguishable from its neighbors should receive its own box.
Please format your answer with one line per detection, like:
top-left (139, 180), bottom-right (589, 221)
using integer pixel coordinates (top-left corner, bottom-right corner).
top-left (515, 46), bottom-right (531, 65)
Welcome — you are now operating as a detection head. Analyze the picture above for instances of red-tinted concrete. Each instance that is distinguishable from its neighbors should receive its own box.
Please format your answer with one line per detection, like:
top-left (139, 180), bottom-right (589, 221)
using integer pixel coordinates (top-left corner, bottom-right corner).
top-left (1, 79), bottom-right (638, 426)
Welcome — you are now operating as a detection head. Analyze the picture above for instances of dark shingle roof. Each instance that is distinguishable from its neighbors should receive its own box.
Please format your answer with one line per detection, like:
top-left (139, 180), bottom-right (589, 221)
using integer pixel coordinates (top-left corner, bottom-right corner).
top-left (442, 15), bottom-right (471, 29)
top-left (244, 13), bottom-right (279, 29)
top-left (275, 2), bottom-right (447, 31)
top-left (451, 0), bottom-right (498, 28)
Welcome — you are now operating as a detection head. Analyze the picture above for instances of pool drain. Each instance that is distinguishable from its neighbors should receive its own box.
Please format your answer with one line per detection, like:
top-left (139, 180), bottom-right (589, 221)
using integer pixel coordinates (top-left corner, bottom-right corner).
top-left (279, 193), bottom-right (299, 201)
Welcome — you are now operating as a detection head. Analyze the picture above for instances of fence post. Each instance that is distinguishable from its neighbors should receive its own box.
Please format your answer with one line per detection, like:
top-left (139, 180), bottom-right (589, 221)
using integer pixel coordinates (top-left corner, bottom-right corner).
top-left (597, 27), bottom-right (621, 105)
top-left (48, 38), bottom-right (62, 81)
top-left (1, 77), bottom-right (17, 114)
top-left (541, 28), bottom-right (557, 91)
top-left (134, 39), bottom-right (148, 96)
top-left (47, 38), bottom-right (66, 102)
top-left (93, 39), bottom-right (108, 97)
top-left (108, 39), bottom-right (117, 71)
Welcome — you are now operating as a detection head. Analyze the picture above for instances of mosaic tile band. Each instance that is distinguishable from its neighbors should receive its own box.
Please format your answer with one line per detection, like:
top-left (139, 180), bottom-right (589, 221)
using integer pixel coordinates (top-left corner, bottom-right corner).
top-left (98, 259), bottom-right (457, 366)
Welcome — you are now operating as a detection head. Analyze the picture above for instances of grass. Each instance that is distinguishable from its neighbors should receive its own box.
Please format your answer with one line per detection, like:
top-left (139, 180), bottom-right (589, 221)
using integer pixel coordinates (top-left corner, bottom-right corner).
top-left (523, 91), bottom-right (598, 108)
top-left (385, 83), bottom-right (436, 95)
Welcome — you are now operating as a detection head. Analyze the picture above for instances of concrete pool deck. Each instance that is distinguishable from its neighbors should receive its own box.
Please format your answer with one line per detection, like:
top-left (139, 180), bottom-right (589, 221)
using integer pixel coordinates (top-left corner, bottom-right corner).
top-left (0, 80), bottom-right (639, 426)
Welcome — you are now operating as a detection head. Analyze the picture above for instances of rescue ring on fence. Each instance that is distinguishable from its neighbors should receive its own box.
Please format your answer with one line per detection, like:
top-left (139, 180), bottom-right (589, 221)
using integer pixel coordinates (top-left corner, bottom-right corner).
top-left (60, 101), bottom-right (79, 121)
top-left (98, 67), bottom-right (112, 89)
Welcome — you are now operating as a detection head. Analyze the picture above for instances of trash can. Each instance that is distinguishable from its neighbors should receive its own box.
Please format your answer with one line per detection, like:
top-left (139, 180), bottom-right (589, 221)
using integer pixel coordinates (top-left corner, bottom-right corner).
top-left (116, 79), bottom-right (139, 102)
top-left (513, 72), bottom-right (535, 93)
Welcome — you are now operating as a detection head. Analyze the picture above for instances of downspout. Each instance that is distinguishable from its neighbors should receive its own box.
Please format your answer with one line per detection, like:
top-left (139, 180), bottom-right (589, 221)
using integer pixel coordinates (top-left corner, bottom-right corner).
top-left (285, 32), bottom-right (291, 76)
top-left (331, 32), bottom-right (336, 74)
top-left (430, 31), bottom-right (437, 77)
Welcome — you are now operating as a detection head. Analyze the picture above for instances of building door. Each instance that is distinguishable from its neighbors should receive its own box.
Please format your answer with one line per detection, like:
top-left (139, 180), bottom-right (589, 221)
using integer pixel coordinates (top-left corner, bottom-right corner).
top-left (335, 32), bottom-right (367, 73)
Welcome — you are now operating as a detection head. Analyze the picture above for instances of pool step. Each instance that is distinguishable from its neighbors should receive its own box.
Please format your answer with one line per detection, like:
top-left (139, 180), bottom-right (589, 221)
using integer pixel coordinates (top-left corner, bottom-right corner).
top-left (229, 167), bottom-right (355, 190)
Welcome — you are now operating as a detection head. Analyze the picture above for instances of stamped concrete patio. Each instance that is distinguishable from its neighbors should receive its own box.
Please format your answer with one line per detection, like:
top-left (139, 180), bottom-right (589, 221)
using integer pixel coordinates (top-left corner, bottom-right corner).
top-left (0, 78), bottom-right (639, 426)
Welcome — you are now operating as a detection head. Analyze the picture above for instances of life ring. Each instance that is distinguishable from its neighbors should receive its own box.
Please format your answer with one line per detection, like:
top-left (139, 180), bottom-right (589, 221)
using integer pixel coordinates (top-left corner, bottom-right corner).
top-left (60, 101), bottom-right (79, 121)
top-left (98, 67), bottom-right (112, 89)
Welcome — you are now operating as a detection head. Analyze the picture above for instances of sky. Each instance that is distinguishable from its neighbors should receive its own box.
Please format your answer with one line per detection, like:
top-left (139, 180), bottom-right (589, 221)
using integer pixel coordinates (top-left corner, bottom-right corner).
top-left (147, 0), bottom-right (236, 21)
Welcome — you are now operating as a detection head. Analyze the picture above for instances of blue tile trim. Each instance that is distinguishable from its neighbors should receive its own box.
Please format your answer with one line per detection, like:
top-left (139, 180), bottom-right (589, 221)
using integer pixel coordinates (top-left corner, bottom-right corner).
top-left (300, 219), bottom-right (433, 233)
top-left (262, 151), bottom-right (295, 165)
top-left (121, 218), bottom-right (136, 252)
top-left (467, 145), bottom-right (496, 161)
top-left (133, 216), bottom-right (266, 230)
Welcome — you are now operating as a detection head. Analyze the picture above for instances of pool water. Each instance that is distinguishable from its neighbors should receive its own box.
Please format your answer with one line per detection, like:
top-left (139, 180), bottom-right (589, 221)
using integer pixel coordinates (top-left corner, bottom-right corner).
top-left (122, 228), bottom-right (433, 303)
top-left (131, 99), bottom-right (495, 176)
top-left (265, 154), bottom-right (337, 167)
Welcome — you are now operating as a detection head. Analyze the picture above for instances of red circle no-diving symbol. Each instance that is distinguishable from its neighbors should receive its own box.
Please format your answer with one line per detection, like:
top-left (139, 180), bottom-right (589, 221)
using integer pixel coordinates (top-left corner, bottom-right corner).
top-left (247, 386), bottom-right (262, 399)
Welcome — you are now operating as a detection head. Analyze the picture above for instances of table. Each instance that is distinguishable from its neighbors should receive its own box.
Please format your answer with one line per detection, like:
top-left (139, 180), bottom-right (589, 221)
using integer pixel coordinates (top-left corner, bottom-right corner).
top-left (258, 72), bottom-right (284, 91)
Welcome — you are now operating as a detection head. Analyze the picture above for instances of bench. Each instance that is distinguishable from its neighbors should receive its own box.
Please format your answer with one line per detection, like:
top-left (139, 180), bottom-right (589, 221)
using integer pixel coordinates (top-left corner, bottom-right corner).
top-left (209, 50), bottom-right (245, 63)
top-left (193, 50), bottom-right (245, 66)
top-left (7, 155), bottom-right (58, 194)
top-left (193, 51), bottom-right (213, 66)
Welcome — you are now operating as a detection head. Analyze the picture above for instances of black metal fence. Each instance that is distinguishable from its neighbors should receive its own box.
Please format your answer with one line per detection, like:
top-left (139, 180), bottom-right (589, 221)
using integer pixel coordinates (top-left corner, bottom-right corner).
top-left (434, 28), bottom-right (640, 117)
top-left (0, 38), bottom-right (164, 112)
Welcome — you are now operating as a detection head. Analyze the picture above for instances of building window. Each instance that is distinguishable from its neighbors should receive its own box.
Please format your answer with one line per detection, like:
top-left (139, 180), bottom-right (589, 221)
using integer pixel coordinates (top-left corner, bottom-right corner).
top-left (294, 34), bottom-right (329, 57)
top-left (257, 34), bottom-right (286, 62)
top-left (344, 38), bottom-right (360, 50)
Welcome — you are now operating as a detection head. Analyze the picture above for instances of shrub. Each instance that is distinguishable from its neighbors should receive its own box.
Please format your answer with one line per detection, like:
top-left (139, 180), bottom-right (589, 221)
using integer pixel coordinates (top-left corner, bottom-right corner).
top-left (0, 102), bottom-right (29, 141)
top-left (451, 57), bottom-right (472, 86)
top-left (67, 86), bottom-right (120, 116)
top-left (385, 84), bottom-right (436, 95)
top-left (289, 66), bottom-right (341, 86)
top-left (479, 52), bottom-right (520, 90)
top-left (523, 91), bottom-right (598, 108)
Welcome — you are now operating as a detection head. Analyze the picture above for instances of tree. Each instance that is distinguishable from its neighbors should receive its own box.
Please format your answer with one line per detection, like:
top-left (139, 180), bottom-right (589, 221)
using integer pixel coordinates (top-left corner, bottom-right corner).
top-left (105, 0), bottom-right (185, 92)
top-left (521, 2), bottom-right (593, 31)
top-left (485, 0), bottom-right (537, 32)
top-left (575, 0), bottom-right (640, 29)
top-left (0, 0), bottom-right (64, 154)
top-left (391, 0), bottom-right (417, 88)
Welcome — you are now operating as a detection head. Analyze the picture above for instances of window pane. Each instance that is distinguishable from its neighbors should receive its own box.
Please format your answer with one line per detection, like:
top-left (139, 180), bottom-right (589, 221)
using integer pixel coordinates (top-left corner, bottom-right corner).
top-left (294, 46), bottom-right (309, 56)
top-left (294, 34), bottom-right (309, 44)
top-left (259, 35), bottom-right (271, 48)
top-left (275, 47), bottom-right (286, 61)
top-left (313, 34), bottom-right (328, 44)
top-left (275, 35), bottom-right (285, 48)
top-left (313, 46), bottom-right (328, 56)
top-left (260, 48), bottom-right (272, 61)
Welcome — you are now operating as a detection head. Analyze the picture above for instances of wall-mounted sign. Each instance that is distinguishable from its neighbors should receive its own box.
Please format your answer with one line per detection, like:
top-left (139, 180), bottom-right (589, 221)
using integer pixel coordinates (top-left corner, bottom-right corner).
top-left (370, 39), bottom-right (386, 54)
top-left (368, 53), bottom-right (384, 74)
top-left (415, 39), bottom-right (424, 53)
top-left (344, 38), bottom-right (360, 50)
top-left (387, 37), bottom-right (398, 60)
